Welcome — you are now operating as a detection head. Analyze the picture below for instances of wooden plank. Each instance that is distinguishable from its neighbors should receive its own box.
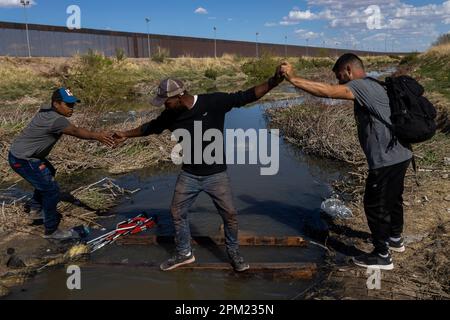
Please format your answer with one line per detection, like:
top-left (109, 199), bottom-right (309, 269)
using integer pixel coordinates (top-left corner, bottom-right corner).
top-left (88, 262), bottom-right (317, 280)
top-left (116, 235), bottom-right (307, 247)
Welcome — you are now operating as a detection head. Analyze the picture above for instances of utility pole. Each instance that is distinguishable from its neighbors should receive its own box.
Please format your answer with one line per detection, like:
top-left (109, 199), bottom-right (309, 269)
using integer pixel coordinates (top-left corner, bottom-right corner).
top-left (145, 18), bottom-right (151, 58)
top-left (213, 26), bottom-right (217, 58)
top-left (385, 34), bottom-right (388, 53)
top-left (306, 38), bottom-right (309, 57)
top-left (20, 0), bottom-right (31, 58)
top-left (284, 35), bottom-right (288, 58)
top-left (256, 32), bottom-right (259, 58)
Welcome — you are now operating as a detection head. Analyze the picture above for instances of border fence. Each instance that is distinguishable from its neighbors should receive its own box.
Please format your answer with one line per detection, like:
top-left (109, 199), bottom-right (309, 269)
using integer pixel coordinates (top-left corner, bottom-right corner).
top-left (0, 21), bottom-right (407, 58)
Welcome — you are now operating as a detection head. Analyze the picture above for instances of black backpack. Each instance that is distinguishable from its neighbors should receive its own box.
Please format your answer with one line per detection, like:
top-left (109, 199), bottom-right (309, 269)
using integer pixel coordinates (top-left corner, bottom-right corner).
top-left (368, 76), bottom-right (437, 144)
top-left (368, 76), bottom-right (438, 185)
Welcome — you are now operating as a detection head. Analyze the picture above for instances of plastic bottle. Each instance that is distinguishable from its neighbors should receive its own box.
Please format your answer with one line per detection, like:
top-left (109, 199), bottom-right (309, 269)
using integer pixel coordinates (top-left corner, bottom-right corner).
top-left (320, 198), bottom-right (353, 220)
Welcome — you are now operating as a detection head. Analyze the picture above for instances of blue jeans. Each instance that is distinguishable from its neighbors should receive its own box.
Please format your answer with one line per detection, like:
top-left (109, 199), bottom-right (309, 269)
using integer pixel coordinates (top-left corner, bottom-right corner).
top-left (170, 171), bottom-right (239, 255)
top-left (8, 152), bottom-right (61, 234)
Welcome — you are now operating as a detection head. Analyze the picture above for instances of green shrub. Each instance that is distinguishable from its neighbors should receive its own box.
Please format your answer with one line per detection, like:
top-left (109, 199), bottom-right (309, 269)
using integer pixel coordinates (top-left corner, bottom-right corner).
top-left (388, 55), bottom-right (401, 61)
top-left (204, 68), bottom-right (218, 80)
top-left (152, 47), bottom-right (170, 63)
top-left (64, 50), bottom-right (138, 111)
top-left (115, 48), bottom-right (126, 62)
top-left (296, 57), bottom-right (334, 70)
top-left (241, 53), bottom-right (279, 84)
top-left (317, 48), bottom-right (330, 58)
top-left (399, 52), bottom-right (420, 65)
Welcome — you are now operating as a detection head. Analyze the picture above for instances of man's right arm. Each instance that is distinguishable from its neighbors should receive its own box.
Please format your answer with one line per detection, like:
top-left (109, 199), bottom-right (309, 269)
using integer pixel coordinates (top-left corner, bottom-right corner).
top-left (113, 112), bottom-right (170, 143)
top-left (62, 124), bottom-right (115, 147)
top-left (281, 62), bottom-right (355, 100)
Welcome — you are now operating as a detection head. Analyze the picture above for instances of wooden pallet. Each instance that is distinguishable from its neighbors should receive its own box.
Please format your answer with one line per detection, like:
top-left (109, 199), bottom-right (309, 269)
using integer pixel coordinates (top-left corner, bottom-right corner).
top-left (117, 235), bottom-right (307, 247)
top-left (88, 262), bottom-right (317, 280)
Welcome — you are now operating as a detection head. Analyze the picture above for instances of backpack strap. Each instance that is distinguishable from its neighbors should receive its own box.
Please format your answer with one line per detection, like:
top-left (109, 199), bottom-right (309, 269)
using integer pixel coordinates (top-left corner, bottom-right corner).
top-left (363, 77), bottom-right (397, 150)
top-left (364, 77), bottom-right (394, 130)
top-left (406, 144), bottom-right (421, 187)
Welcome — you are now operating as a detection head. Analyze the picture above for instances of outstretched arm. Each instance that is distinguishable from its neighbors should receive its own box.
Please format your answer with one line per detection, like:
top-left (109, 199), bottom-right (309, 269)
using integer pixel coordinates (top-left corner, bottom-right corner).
top-left (281, 62), bottom-right (355, 100)
top-left (62, 124), bottom-right (116, 147)
top-left (111, 126), bottom-right (145, 144)
top-left (112, 111), bottom-right (171, 144)
top-left (223, 66), bottom-right (285, 110)
top-left (254, 69), bottom-right (285, 99)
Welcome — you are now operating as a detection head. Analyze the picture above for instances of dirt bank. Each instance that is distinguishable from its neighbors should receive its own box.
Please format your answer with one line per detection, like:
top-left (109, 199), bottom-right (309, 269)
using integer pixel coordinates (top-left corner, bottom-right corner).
top-left (266, 55), bottom-right (450, 299)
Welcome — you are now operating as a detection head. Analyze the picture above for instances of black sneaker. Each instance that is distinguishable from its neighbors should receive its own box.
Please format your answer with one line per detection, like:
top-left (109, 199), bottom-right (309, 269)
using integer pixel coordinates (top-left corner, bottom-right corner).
top-left (160, 252), bottom-right (196, 271)
top-left (352, 251), bottom-right (394, 270)
top-left (227, 251), bottom-right (250, 273)
top-left (387, 237), bottom-right (405, 253)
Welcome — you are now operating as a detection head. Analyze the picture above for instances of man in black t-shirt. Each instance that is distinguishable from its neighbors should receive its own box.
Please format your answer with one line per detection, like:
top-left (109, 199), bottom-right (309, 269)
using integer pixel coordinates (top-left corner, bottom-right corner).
top-left (114, 70), bottom-right (283, 272)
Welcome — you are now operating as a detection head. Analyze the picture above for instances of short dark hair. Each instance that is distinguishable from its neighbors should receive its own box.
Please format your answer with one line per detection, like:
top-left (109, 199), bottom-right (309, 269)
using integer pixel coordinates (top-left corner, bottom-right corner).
top-left (332, 53), bottom-right (364, 72)
top-left (51, 89), bottom-right (63, 103)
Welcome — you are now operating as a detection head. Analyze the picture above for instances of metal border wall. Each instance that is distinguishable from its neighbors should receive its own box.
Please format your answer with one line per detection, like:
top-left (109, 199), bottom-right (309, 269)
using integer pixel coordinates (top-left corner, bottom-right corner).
top-left (0, 21), bottom-right (406, 58)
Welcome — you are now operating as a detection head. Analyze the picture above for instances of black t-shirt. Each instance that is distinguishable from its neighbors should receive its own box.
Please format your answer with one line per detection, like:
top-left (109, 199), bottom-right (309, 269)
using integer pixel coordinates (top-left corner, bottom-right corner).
top-left (141, 89), bottom-right (257, 176)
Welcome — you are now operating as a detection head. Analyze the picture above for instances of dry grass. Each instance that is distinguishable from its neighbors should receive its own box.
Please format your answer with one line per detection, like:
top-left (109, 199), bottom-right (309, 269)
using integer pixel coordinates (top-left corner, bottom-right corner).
top-left (0, 177), bottom-right (133, 234)
top-left (423, 43), bottom-right (450, 57)
top-left (0, 108), bottom-right (176, 184)
top-left (267, 100), bottom-right (365, 166)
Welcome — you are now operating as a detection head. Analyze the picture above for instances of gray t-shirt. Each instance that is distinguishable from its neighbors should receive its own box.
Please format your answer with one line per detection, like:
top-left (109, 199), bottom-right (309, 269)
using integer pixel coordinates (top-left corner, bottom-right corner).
top-left (10, 105), bottom-right (71, 160)
top-left (347, 78), bottom-right (412, 170)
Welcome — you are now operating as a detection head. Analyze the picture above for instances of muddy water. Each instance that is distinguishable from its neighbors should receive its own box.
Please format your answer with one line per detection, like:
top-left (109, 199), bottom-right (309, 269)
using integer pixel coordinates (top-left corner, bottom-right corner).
top-left (6, 98), bottom-right (347, 300)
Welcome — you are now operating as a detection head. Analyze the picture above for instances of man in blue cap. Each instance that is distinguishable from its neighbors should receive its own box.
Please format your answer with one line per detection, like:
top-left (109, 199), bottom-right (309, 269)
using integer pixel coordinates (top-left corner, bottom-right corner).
top-left (8, 88), bottom-right (116, 240)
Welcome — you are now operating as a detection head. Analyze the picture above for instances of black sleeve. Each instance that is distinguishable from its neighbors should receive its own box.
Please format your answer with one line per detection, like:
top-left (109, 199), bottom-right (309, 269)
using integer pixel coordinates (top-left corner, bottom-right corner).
top-left (215, 88), bottom-right (258, 113)
top-left (140, 110), bottom-right (173, 136)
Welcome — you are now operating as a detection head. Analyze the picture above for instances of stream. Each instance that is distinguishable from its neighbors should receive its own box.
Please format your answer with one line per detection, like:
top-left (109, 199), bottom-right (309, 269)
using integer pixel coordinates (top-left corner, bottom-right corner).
top-left (4, 67), bottom-right (397, 299)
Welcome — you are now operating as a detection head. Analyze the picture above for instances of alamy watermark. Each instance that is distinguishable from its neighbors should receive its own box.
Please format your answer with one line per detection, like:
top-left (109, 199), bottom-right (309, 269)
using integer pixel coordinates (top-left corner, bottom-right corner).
top-left (66, 265), bottom-right (81, 290)
top-left (366, 267), bottom-right (382, 290)
top-left (170, 123), bottom-right (280, 176)
top-left (66, 5), bottom-right (81, 30)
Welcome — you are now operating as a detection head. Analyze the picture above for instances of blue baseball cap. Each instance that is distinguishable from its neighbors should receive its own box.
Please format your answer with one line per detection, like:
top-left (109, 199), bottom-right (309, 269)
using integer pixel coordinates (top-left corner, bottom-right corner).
top-left (52, 88), bottom-right (81, 104)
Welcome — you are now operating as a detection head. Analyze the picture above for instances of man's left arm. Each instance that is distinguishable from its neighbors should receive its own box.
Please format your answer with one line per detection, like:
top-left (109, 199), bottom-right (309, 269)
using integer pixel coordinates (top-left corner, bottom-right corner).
top-left (221, 68), bottom-right (284, 111)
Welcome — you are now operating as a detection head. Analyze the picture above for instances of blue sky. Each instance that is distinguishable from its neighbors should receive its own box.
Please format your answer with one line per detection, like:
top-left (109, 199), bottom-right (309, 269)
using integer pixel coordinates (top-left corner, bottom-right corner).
top-left (0, 0), bottom-right (449, 52)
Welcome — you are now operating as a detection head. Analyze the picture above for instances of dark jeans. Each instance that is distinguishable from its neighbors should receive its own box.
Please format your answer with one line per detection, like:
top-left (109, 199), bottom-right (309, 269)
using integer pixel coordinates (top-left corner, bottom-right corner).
top-left (8, 152), bottom-right (61, 233)
top-left (170, 171), bottom-right (239, 255)
top-left (364, 159), bottom-right (411, 255)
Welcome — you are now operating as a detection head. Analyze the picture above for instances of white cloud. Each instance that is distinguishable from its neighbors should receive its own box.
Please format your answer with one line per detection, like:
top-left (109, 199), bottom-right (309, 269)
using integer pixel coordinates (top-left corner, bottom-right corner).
top-left (276, 1), bottom-right (449, 51)
top-left (288, 9), bottom-right (318, 20)
top-left (0, 0), bottom-right (36, 8)
top-left (264, 22), bottom-right (278, 27)
top-left (194, 7), bottom-right (208, 15)
top-left (294, 29), bottom-right (322, 40)
top-left (280, 8), bottom-right (320, 25)
top-left (306, 0), bottom-right (395, 10)
top-left (385, 18), bottom-right (408, 29)
top-left (280, 20), bottom-right (300, 26)
top-left (363, 32), bottom-right (390, 42)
